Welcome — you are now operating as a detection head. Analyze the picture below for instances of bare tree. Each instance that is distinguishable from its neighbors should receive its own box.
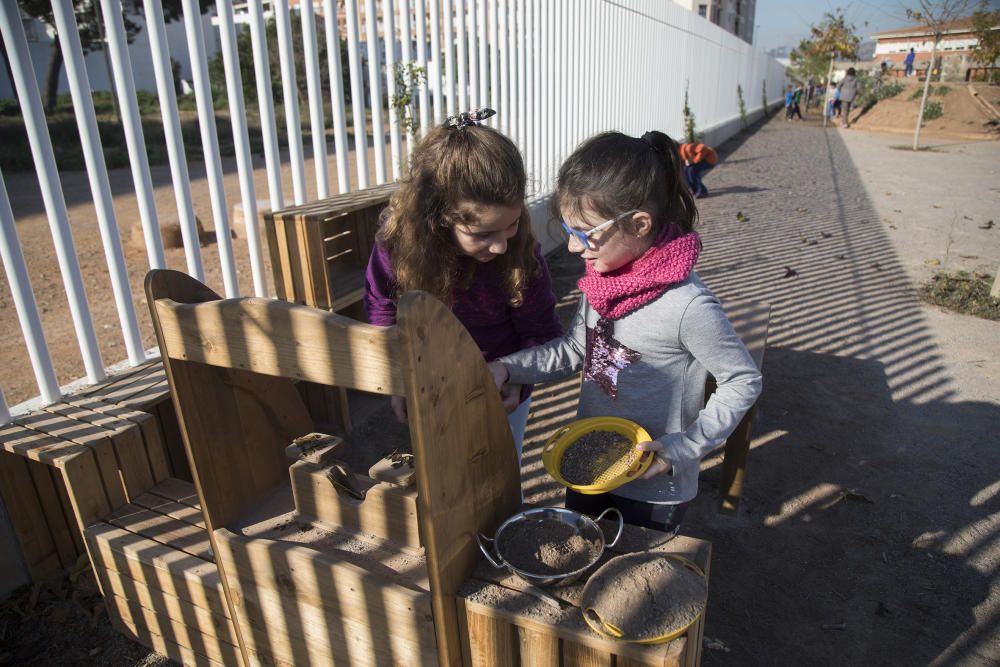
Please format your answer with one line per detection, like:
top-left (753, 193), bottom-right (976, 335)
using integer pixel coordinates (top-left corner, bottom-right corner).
top-left (793, 10), bottom-right (860, 129)
top-left (907, 0), bottom-right (985, 150)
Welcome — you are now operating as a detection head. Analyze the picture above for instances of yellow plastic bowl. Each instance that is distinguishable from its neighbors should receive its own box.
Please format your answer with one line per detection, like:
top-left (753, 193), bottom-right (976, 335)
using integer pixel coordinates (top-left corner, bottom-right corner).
top-left (581, 553), bottom-right (707, 645)
top-left (541, 416), bottom-right (654, 495)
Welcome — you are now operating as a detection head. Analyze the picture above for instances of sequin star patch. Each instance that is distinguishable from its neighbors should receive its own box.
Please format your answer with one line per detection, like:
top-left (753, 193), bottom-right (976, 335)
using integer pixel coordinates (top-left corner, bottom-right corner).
top-left (584, 317), bottom-right (641, 399)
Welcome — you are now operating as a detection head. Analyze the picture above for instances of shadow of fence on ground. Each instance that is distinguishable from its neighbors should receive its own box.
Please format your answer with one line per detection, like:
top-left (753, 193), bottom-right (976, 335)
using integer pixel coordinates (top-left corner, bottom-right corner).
top-left (521, 119), bottom-right (999, 666)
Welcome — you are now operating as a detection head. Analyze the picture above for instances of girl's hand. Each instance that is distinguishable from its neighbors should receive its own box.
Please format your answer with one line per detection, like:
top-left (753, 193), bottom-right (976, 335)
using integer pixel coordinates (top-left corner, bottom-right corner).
top-left (487, 362), bottom-right (520, 413)
top-left (390, 395), bottom-right (408, 424)
top-left (499, 383), bottom-right (522, 413)
top-left (635, 440), bottom-right (672, 479)
top-left (487, 361), bottom-right (509, 390)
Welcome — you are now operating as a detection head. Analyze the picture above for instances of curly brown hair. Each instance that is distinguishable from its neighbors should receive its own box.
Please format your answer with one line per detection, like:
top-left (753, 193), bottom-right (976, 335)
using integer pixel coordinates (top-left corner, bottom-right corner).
top-left (380, 125), bottom-right (539, 306)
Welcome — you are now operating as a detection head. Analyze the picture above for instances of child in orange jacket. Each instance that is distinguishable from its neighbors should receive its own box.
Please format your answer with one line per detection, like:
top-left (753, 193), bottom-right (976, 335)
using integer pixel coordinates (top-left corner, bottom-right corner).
top-left (679, 142), bottom-right (718, 199)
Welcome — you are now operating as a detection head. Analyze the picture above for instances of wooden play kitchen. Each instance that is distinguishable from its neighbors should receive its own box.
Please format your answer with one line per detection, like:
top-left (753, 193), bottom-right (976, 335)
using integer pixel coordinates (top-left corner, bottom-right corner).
top-left (73, 267), bottom-right (716, 666)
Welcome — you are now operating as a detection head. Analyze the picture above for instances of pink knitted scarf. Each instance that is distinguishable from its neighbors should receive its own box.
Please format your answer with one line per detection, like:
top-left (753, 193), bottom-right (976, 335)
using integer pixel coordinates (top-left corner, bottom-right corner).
top-left (578, 230), bottom-right (701, 320)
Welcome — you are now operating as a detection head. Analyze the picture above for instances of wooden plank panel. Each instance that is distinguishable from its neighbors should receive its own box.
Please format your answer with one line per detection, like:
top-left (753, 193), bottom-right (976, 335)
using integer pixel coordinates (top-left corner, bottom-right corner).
top-left (465, 610), bottom-right (517, 667)
top-left (153, 297), bottom-right (406, 396)
top-left (152, 401), bottom-right (190, 482)
top-left (45, 403), bottom-right (154, 501)
top-left (55, 449), bottom-right (113, 533)
top-left (96, 565), bottom-right (239, 648)
top-left (397, 291), bottom-right (522, 665)
top-left (25, 458), bottom-right (79, 568)
top-left (518, 625), bottom-right (560, 667)
top-left (562, 641), bottom-right (614, 666)
top-left (14, 411), bottom-right (127, 509)
top-left (109, 594), bottom-right (237, 667)
top-left (0, 453), bottom-right (59, 578)
top-left (132, 492), bottom-right (205, 528)
top-left (295, 215), bottom-right (325, 308)
top-left (0, 422), bottom-right (88, 466)
top-left (148, 478), bottom-right (201, 509)
top-left (50, 467), bottom-right (85, 554)
top-left (214, 529), bottom-right (434, 644)
top-left (67, 397), bottom-right (171, 483)
top-left (84, 523), bottom-right (228, 617)
top-left (282, 216), bottom-right (307, 305)
top-left (230, 572), bottom-right (436, 667)
top-left (162, 361), bottom-right (309, 533)
top-left (113, 370), bottom-right (170, 410)
top-left (290, 462), bottom-right (421, 549)
top-left (263, 209), bottom-right (289, 301)
top-left (105, 504), bottom-right (213, 561)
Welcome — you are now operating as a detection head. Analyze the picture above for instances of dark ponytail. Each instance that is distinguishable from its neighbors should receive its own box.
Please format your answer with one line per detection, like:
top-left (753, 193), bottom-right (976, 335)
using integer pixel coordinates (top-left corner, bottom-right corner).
top-left (554, 131), bottom-right (698, 237)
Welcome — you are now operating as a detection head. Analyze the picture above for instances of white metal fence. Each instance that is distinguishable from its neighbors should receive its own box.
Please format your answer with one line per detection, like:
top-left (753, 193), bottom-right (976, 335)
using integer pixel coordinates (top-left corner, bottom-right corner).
top-left (0, 0), bottom-right (785, 419)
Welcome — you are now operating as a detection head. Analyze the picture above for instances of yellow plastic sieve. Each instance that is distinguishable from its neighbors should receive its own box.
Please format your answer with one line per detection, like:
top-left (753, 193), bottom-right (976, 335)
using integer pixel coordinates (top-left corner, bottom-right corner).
top-left (541, 416), bottom-right (654, 495)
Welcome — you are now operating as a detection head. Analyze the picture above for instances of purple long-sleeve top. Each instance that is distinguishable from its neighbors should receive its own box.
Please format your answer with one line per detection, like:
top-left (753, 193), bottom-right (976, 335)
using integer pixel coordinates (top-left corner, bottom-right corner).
top-left (364, 240), bottom-right (562, 397)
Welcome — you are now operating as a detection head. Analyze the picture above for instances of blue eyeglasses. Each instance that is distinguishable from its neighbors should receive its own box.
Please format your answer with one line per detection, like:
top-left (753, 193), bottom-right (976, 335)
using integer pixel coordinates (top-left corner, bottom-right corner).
top-left (560, 209), bottom-right (639, 249)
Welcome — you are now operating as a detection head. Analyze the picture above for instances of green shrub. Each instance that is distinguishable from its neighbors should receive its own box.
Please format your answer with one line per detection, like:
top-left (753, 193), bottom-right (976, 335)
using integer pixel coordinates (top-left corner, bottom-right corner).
top-left (935, 85), bottom-right (951, 96)
top-left (919, 272), bottom-right (1000, 320)
top-left (876, 81), bottom-right (904, 100)
top-left (909, 87), bottom-right (923, 101)
top-left (922, 100), bottom-right (943, 121)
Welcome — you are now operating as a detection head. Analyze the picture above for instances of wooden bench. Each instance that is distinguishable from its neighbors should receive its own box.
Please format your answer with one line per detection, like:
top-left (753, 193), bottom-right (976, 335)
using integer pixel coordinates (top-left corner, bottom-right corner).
top-left (714, 300), bottom-right (771, 515)
top-left (85, 477), bottom-right (240, 667)
top-left (0, 360), bottom-right (188, 583)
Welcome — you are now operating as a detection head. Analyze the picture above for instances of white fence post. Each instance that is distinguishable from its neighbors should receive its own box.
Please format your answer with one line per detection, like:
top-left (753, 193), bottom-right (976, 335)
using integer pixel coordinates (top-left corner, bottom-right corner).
top-left (142, 0), bottom-right (204, 280)
top-left (275, 0), bottom-right (308, 204)
top-left (217, 0), bottom-right (268, 297)
top-left (0, 168), bottom-right (61, 404)
top-left (0, 0), bottom-right (105, 386)
top-left (52, 0), bottom-right (145, 365)
top-left (365, 0), bottom-right (388, 184)
top-left (302, 0), bottom-right (331, 199)
top-left (181, 0), bottom-right (239, 298)
top-left (325, 0), bottom-right (353, 193)
top-left (247, 0), bottom-right (286, 210)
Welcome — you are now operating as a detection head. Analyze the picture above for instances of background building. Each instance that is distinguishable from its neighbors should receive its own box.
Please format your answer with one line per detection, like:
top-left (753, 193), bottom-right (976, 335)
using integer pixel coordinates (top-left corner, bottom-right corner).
top-left (674, 0), bottom-right (756, 44)
top-left (873, 16), bottom-right (998, 77)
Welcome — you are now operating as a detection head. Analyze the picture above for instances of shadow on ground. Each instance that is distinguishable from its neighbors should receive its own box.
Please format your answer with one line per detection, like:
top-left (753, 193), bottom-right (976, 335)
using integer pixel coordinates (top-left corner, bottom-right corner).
top-left (521, 117), bottom-right (999, 665)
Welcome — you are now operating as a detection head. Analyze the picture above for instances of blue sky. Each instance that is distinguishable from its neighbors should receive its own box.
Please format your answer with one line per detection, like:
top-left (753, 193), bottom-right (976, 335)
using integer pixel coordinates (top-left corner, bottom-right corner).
top-left (754, 0), bottom-right (1000, 52)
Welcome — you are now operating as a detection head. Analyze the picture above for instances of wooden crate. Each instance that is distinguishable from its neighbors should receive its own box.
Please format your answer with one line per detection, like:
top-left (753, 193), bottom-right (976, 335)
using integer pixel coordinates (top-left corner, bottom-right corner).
top-left (84, 478), bottom-right (239, 667)
top-left (264, 183), bottom-right (397, 316)
top-left (458, 529), bottom-right (712, 667)
top-left (0, 410), bottom-right (146, 580)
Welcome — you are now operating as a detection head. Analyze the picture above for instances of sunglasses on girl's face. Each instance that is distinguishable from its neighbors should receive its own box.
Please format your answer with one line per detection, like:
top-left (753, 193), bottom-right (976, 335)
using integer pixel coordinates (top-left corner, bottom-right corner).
top-left (560, 209), bottom-right (639, 249)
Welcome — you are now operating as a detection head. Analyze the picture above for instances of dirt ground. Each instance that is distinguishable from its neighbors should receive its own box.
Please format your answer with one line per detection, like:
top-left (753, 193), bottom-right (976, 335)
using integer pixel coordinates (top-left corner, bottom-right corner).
top-left (842, 81), bottom-right (1000, 140)
top-left (2, 98), bottom-right (999, 664)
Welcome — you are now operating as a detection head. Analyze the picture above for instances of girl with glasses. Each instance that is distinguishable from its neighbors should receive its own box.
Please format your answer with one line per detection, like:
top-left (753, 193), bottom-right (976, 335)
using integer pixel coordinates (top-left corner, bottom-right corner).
top-left (488, 131), bottom-right (761, 533)
top-left (365, 111), bottom-right (562, 473)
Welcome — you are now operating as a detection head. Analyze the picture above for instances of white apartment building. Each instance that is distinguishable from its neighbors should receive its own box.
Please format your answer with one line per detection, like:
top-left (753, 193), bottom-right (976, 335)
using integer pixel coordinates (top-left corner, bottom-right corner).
top-left (673, 0), bottom-right (757, 44)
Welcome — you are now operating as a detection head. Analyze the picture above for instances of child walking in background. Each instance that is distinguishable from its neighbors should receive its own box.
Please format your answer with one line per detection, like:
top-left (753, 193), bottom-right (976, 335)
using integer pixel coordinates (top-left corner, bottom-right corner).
top-left (365, 108), bottom-right (562, 469)
top-left (488, 131), bottom-right (761, 534)
top-left (784, 85), bottom-right (794, 120)
top-left (678, 142), bottom-right (719, 199)
top-left (790, 85), bottom-right (804, 121)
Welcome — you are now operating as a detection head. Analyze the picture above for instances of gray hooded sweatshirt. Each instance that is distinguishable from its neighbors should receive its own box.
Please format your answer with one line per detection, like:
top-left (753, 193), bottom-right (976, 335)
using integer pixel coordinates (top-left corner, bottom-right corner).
top-left (498, 271), bottom-right (762, 504)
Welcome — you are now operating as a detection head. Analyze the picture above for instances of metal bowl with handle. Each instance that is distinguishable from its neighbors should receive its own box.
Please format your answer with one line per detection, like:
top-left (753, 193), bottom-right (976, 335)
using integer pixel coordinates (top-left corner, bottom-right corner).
top-left (477, 507), bottom-right (624, 587)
